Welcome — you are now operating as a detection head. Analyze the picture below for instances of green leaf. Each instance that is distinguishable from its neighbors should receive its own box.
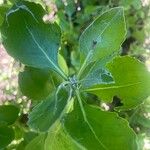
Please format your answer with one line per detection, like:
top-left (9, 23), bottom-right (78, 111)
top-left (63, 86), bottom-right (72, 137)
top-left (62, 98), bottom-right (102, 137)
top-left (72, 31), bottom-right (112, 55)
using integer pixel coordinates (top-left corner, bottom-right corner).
top-left (64, 101), bottom-right (137, 150)
top-left (0, 4), bottom-right (11, 26)
top-left (25, 133), bottom-right (47, 150)
top-left (119, 0), bottom-right (142, 9)
top-left (45, 122), bottom-right (81, 150)
top-left (79, 56), bottom-right (114, 88)
top-left (18, 53), bottom-right (68, 101)
top-left (58, 54), bottom-right (69, 75)
top-left (28, 87), bottom-right (70, 132)
top-left (0, 105), bottom-right (19, 125)
top-left (16, 132), bottom-right (38, 150)
top-left (19, 67), bottom-right (53, 100)
top-left (25, 122), bottom-right (80, 150)
top-left (1, 1), bottom-right (67, 80)
top-left (78, 7), bottom-right (126, 78)
top-left (85, 56), bottom-right (150, 109)
top-left (0, 126), bottom-right (15, 149)
top-left (9, 0), bottom-right (22, 4)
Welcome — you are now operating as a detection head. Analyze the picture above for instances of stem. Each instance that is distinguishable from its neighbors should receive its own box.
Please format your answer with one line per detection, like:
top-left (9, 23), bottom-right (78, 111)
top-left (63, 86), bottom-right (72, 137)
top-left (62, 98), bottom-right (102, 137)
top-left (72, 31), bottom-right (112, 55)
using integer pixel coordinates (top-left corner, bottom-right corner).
top-left (75, 89), bottom-right (87, 122)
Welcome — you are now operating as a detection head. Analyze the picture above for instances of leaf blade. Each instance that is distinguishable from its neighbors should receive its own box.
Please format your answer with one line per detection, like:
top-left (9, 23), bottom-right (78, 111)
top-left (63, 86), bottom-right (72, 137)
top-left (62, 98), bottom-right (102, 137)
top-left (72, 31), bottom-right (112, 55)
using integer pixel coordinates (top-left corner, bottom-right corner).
top-left (64, 101), bottom-right (137, 150)
top-left (1, 1), bottom-right (67, 79)
top-left (0, 126), bottom-right (15, 149)
top-left (78, 7), bottom-right (126, 78)
top-left (45, 122), bottom-right (82, 150)
top-left (18, 67), bottom-right (53, 101)
top-left (25, 133), bottom-right (47, 150)
top-left (28, 87), bottom-right (70, 132)
top-left (78, 7), bottom-right (126, 80)
top-left (0, 105), bottom-right (19, 125)
top-left (85, 56), bottom-right (150, 109)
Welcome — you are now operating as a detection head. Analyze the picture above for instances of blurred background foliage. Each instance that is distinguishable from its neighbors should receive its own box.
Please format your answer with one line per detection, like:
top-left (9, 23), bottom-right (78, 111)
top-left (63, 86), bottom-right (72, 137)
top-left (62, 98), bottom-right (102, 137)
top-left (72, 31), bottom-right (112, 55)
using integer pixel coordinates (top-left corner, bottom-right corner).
top-left (0, 0), bottom-right (150, 149)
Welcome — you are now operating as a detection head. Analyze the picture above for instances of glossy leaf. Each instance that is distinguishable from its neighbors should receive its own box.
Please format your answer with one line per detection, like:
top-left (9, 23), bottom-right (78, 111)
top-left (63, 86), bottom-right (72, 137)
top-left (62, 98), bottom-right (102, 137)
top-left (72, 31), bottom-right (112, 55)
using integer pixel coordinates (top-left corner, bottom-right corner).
top-left (85, 56), bottom-right (150, 109)
top-left (0, 105), bottom-right (19, 125)
top-left (79, 7), bottom-right (126, 71)
top-left (1, 1), bottom-right (67, 79)
top-left (0, 126), bottom-right (15, 149)
top-left (64, 101), bottom-right (137, 150)
top-left (28, 87), bottom-right (69, 132)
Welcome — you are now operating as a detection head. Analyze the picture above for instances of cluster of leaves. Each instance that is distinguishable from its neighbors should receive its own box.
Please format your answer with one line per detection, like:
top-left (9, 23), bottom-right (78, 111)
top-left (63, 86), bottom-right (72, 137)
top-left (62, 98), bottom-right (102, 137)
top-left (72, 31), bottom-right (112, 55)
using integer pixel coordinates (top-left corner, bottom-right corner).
top-left (0, 0), bottom-right (150, 149)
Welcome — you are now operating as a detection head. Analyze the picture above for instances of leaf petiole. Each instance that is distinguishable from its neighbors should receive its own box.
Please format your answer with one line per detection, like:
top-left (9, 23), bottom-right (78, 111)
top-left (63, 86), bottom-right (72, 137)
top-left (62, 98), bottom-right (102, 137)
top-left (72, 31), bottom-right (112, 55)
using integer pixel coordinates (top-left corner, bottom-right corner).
top-left (75, 89), bottom-right (87, 122)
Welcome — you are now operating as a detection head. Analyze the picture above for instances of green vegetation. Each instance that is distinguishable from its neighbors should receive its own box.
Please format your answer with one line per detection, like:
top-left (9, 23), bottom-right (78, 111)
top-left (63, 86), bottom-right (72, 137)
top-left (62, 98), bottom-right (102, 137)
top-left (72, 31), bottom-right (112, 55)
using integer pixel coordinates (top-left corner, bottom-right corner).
top-left (0, 0), bottom-right (150, 149)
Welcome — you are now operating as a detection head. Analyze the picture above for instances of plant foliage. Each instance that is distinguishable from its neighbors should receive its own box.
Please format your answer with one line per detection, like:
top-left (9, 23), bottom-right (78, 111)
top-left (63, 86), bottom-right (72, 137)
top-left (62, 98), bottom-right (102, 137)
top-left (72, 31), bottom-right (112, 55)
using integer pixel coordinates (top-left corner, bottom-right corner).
top-left (1, 1), bottom-right (150, 149)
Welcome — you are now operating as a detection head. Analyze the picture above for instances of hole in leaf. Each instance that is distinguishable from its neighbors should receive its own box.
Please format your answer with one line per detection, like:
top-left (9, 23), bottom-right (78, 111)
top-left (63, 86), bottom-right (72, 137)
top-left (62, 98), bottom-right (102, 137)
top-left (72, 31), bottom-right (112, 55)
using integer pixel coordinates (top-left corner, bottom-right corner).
top-left (108, 96), bottom-right (123, 111)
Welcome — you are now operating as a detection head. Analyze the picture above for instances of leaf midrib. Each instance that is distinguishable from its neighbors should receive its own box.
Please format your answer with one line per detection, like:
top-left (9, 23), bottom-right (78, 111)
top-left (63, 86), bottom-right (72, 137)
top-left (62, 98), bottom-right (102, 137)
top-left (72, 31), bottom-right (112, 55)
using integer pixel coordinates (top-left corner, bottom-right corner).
top-left (80, 8), bottom-right (122, 54)
top-left (75, 90), bottom-right (108, 150)
top-left (25, 24), bottom-right (60, 71)
top-left (6, 4), bottom-right (67, 80)
top-left (25, 23), bottom-right (68, 80)
top-left (78, 8), bottom-right (122, 78)
top-left (86, 81), bottom-right (142, 91)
